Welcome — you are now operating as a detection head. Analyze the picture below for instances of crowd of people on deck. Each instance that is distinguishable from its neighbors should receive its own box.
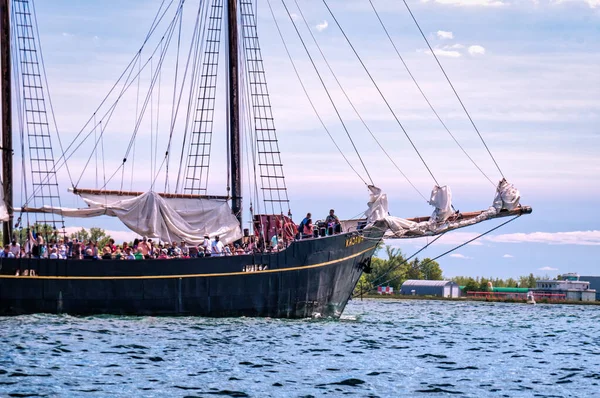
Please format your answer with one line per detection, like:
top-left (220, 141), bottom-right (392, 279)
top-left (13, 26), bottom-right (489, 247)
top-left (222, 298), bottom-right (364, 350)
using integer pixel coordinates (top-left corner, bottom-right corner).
top-left (0, 209), bottom-right (342, 261)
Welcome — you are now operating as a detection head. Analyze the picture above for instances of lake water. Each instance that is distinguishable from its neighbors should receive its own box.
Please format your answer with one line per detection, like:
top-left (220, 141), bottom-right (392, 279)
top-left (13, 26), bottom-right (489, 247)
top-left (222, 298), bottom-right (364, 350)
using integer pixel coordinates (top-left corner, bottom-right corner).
top-left (1, 299), bottom-right (599, 397)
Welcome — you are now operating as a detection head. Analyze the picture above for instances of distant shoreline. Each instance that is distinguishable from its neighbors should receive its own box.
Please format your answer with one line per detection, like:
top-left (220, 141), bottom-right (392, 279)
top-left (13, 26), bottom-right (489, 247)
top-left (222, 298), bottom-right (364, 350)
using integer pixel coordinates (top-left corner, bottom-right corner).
top-left (355, 294), bottom-right (600, 306)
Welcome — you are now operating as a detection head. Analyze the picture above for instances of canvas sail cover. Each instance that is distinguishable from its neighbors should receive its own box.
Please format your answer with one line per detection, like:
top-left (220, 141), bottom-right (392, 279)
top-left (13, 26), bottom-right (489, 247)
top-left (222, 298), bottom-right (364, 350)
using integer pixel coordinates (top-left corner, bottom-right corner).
top-left (27, 191), bottom-right (242, 244)
top-left (365, 181), bottom-right (521, 239)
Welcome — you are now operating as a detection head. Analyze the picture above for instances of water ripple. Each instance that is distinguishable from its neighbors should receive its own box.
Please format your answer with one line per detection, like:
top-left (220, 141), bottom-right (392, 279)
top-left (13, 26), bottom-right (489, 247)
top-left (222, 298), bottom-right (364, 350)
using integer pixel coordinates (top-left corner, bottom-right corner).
top-left (1, 300), bottom-right (599, 396)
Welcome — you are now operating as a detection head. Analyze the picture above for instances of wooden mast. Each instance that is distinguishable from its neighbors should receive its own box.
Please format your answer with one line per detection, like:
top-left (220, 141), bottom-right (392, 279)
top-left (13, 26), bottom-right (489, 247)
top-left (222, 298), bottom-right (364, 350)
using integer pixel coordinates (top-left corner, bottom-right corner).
top-left (1, 0), bottom-right (12, 245)
top-left (227, 0), bottom-right (242, 226)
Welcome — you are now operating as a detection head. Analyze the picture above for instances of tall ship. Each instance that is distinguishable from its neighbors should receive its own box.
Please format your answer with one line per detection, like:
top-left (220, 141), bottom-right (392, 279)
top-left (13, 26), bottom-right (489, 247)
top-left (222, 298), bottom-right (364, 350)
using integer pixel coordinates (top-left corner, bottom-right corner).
top-left (0, 0), bottom-right (531, 317)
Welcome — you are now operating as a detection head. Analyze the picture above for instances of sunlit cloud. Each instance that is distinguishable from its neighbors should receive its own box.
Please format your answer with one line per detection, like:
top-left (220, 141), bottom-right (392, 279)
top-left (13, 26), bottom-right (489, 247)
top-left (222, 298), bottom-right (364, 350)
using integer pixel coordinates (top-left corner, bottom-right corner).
top-left (437, 30), bottom-right (454, 39)
top-left (450, 253), bottom-right (472, 259)
top-left (315, 20), bottom-right (328, 32)
top-left (468, 45), bottom-right (486, 55)
top-left (488, 231), bottom-right (600, 246)
top-left (421, 0), bottom-right (507, 6)
top-left (538, 266), bottom-right (558, 271)
top-left (502, 254), bottom-right (514, 258)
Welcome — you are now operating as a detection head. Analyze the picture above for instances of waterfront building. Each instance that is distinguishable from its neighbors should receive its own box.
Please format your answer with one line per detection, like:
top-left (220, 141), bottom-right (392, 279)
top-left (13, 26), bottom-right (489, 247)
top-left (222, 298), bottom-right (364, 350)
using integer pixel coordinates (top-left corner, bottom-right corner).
top-left (534, 273), bottom-right (596, 302)
top-left (400, 280), bottom-right (461, 298)
top-left (580, 276), bottom-right (600, 301)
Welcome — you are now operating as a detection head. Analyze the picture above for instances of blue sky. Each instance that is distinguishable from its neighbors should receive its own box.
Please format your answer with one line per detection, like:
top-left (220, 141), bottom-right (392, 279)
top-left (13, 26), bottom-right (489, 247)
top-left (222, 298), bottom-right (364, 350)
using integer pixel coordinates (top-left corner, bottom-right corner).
top-left (15, 0), bottom-right (599, 278)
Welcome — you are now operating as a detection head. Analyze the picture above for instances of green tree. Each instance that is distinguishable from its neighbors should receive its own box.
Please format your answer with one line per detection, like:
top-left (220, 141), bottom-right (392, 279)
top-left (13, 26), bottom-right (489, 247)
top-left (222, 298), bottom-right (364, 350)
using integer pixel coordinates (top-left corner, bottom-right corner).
top-left (70, 228), bottom-right (89, 242)
top-left (406, 258), bottom-right (423, 280)
top-left (420, 258), bottom-right (443, 280)
top-left (463, 278), bottom-right (479, 293)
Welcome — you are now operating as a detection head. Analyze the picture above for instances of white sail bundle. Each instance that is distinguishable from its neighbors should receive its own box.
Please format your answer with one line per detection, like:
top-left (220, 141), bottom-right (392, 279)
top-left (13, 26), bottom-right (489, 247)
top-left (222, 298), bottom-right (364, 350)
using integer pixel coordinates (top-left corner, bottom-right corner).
top-left (26, 191), bottom-right (242, 245)
top-left (365, 181), bottom-right (522, 239)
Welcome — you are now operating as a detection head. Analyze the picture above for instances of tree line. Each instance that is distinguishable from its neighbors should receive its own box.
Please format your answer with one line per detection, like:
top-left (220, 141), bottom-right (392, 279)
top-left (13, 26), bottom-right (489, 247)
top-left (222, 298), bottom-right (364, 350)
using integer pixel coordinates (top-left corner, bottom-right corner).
top-left (1, 224), bottom-right (112, 249)
top-left (355, 246), bottom-right (443, 294)
top-left (353, 245), bottom-right (553, 296)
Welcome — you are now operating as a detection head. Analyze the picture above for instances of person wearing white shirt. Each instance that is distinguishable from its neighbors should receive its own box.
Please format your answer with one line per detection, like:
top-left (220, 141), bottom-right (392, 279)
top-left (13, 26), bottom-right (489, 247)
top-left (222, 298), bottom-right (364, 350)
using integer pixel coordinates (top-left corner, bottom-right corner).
top-left (211, 235), bottom-right (224, 256)
top-left (9, 240), bottom-right (20, 257)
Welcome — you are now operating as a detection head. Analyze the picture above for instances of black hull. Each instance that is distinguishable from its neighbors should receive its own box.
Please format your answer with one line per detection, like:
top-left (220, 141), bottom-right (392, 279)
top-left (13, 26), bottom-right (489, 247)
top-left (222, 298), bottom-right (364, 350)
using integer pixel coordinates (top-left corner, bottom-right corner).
top-left (0, 225), bottom-right (383, 318)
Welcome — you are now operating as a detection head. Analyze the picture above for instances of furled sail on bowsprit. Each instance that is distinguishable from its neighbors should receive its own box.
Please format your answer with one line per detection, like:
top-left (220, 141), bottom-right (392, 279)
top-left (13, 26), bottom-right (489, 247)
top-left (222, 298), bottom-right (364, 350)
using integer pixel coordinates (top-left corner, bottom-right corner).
top-left (25, 191), bottom-right (242, 245)
top-left (365, 180), bottom-right (530, 239)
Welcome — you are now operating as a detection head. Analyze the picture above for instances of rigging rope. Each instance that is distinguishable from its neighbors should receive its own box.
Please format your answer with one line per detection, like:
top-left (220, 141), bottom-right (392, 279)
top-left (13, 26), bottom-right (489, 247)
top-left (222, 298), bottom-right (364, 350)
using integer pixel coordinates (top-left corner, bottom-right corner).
top-left (401, 0), bottom-right (505, 180)
top-left (164, 4), bottom-right (185, 193)
top-left (352, 232), bottom-right (446, 298)
top-left (174, 0), bottom-right (208, 193)
top-left (322, 0), bottom-right (440, 187)
top-left (31, 0), bottom-right (74, 189)
top-left (25, 1), bottom-right (179, 202)
top-left (280, 0), bottom-right (375, 187)
top-left (293, 0), bottom-right (427, 202)
top-left (378, 215), bottom-right (520, 289)
top-left (266, 0), bottom-right (369, 186)
top-left (368, 0), bottom-right (495, 187)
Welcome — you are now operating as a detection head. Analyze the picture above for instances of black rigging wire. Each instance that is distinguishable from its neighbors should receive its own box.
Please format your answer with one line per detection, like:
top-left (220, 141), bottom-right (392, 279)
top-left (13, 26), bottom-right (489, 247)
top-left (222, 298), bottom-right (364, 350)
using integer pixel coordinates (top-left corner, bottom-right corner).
top-left (266, 0), bottom-right (369, 186)
top-left (322, 0), bottom-right (440, 187)
top-left (174, 0), bottom-right (208, 193)
top-left (280, 0), bottom-right (375, 186)
top-left (368, 0), bottom-right (495, 187)
top-left (31, 0), bottom-right (74, 189)
top-left (400, 0), bottom-right (505, 180)
top-left (24, 1), bottom-right (178, 202)
top-left (378, 215), bottom-right (520, 288)
top-left (353, 232), bottom-right (447, 298)
top-left (293, 0), bottom-right (427, 202)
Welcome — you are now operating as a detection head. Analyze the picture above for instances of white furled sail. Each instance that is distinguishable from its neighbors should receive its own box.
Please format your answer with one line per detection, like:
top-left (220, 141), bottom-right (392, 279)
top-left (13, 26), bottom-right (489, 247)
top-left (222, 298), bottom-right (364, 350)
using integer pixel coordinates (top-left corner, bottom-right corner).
top-left (493, 178), bottom-right (521, 211)
top-left (429, 185), bottom-right (453, 222)
top-left (365, 185), bottom-right (389, 223)
top-left (25, 191), bottom-right (242, 244)
top-left (365, 180), bottom-right (525, 239)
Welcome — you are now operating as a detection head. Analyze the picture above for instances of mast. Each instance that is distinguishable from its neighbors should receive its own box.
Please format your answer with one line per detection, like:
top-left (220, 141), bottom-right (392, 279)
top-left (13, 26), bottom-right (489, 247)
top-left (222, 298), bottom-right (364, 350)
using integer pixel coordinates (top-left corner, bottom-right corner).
top-left (0, 0), bottom-right (12, 245)
top-left (227, 0), bottom-right (242, 226)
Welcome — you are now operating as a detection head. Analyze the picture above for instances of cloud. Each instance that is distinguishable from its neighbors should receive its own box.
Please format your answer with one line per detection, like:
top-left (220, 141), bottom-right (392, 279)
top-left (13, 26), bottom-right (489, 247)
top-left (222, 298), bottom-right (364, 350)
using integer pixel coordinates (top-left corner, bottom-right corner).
top-left (437, 30), bottom-right (454, 39)
top-left (290, 13), bottom-right (299, 20)
top-left (421, 48), bottom-right (462, 58)
top-left (444, 43), bottom-right (465, 49)
top-left (315, 20), bottom-right (328, 32)
top-left (468, 45), bottom-right (486, 55)
top-left (450, 253), bottom-right (472, 259)
top-left (502, 254), bottom-right (514, 258)
top-left (421, 0), bottom-right (507, 6)
top-left (538, 266), bottom-right (558, 271)
top-left (553, 0), bottom-right (600, 9)
top-left (487, 231), bottom-right (600, 246)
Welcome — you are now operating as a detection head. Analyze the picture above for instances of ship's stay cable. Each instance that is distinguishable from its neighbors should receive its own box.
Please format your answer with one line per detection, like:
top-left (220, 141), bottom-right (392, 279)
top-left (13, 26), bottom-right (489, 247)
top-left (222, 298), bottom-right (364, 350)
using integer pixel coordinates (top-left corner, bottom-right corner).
top-left (280, 0), bottom-right (374, 186)
top-left (156, 0), bottom-right (209, 191)
top-left (31, 0), bottom-right (74, 189)
top-left (25, 1), bottom-right (178, 202)
top-left (74, 8), bottom-right (181, 189)
top-left (293, 0), bottom-right (427, 202)
top-left (368, 0), bottom-right (494, 187)
top-left (164, 4), bottom-right (185, 193)
top-left (401, 0), bottom-right (505, 180)
top-left (378, 216), bottom-right (520, 289)
top-left (266, 0), bottom-right (369, 186)
top-left (352, 232), bottom-right (446, 298)
top-left (322, 0), bottom-right (439, 187)
top-left (174, 0), bottom-right (208, 193)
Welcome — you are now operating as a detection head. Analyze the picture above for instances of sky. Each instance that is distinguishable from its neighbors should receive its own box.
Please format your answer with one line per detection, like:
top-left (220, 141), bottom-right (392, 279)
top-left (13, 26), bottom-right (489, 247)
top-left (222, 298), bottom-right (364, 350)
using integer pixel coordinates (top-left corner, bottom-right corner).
top-left (10, 0), bottom-right (600, 279)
